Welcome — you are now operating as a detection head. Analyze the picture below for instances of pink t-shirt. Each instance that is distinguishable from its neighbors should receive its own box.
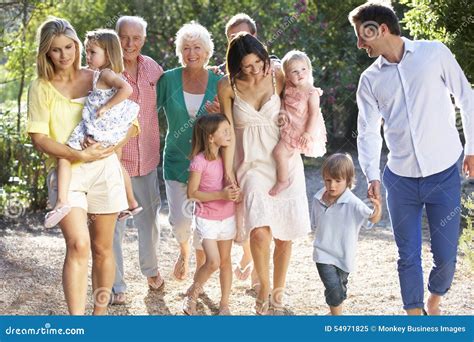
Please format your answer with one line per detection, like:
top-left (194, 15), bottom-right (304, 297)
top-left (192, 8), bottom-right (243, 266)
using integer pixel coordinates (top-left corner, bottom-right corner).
top-left (189, 153), bottom-right (235, 220)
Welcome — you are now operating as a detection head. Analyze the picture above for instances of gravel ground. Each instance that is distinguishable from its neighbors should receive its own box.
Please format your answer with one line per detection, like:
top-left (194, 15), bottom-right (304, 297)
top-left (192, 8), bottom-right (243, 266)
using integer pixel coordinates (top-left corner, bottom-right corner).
top-left (1, 152), bottom-right (472, 315)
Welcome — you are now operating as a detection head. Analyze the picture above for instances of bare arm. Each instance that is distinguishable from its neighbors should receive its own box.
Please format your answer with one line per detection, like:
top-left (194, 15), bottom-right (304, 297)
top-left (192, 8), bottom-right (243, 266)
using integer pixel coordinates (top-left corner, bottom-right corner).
top-left (217, 77), bottom-right (237, 186)
top-left (305, 91), bottom-right (321, 134)
top-left (299, 91), bottom-right (321, 146)
top-left (187, 171), bottom-right (239, 202)
top-left (29, 133), bottom-right (114, 163)
top-left (96, 69), bottom-right (133, 117)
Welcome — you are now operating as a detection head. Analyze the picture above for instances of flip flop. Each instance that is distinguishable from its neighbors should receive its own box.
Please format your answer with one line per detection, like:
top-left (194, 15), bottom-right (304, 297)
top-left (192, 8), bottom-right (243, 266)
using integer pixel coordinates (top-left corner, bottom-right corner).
top-left (109, 292), bottom-right (127, 305)
top-left (148, 276), bottom-right (165, 292)
top-left (44, 205), bottom-right (71, 228)
top-left (118, 206), bottom-right (143, 222)
top-left (234, 263), bottom-right (252, 281)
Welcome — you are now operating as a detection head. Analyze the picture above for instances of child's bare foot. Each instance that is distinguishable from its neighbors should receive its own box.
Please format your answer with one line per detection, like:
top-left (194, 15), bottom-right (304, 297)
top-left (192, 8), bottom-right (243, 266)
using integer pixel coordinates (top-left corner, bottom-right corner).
top-left (44, 203), bottom-right (71, 228)
top-left (268, 180), bottom-right (290, 196)
top-left (426, 294), bottom-right (441, 315)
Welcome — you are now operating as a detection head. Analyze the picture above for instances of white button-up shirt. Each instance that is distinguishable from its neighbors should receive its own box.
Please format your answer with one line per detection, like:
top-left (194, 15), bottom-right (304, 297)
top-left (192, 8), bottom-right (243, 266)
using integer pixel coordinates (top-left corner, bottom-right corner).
top-left (356, 37), bottom-right (473, 181)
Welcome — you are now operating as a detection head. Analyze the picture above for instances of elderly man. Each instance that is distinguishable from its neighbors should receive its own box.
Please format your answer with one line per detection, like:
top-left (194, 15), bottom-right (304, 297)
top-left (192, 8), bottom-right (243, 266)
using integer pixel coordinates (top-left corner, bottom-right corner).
top-left (349, 2), bottom-right (473, 315)
top-left (111, 16), bottom-right (164, 304)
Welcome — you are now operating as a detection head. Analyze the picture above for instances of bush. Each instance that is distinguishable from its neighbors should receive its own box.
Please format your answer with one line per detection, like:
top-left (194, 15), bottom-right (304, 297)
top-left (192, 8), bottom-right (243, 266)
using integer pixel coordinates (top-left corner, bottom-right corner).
top-left (460, 184), bottom-right (474, 270)
top-left (0, 109), bottom-right (48, 214)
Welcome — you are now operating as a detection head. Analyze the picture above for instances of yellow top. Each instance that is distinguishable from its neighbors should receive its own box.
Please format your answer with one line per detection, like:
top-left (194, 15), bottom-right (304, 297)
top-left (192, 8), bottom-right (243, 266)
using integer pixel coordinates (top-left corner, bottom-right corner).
top-left (27, 78), bottom-right (139, 170)
top-left (27, 78), bottom-right (85, 169)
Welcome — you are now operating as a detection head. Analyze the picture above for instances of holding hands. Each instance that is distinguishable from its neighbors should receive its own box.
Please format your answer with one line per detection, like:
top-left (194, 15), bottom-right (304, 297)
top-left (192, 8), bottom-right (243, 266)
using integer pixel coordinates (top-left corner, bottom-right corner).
top-left (221, 184), bottom-right (241, 202)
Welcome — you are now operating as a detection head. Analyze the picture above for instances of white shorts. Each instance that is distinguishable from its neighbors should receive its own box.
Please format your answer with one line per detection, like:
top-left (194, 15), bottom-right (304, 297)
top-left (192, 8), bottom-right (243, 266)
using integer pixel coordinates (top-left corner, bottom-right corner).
top-left (47, 154), bottom-right (127, 214)
top-left (193, 215), bottom-right (236, 243)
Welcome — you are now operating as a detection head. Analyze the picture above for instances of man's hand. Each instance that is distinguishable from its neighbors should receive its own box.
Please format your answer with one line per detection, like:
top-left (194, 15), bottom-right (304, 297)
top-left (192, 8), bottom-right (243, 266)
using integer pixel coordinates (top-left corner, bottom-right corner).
top-left (368, 179), bottom-right (381, 201)
top-left (463, 155), bottom-right (474, 178)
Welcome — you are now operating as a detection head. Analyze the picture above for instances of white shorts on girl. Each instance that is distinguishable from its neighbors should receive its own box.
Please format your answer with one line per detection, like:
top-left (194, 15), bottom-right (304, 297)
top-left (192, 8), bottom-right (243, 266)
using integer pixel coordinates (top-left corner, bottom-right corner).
top-left (193, 215), bottom-right (236, 243)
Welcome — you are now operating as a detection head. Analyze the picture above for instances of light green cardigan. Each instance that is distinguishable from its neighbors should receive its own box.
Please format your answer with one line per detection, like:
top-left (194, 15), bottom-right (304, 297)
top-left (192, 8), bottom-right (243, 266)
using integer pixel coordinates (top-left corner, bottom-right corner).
top-left (157, 67), bottom-right (222, 183)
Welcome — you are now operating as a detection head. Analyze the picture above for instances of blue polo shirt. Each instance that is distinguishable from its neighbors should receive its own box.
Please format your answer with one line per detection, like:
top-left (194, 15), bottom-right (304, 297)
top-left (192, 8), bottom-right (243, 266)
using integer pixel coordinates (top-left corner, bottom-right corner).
top-left (311, 187), bottom-right (373, 273)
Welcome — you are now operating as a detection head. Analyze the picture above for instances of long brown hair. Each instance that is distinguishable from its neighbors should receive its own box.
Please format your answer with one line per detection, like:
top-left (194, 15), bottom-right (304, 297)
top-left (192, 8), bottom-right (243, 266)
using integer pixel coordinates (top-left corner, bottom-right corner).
top-left (226, 32), bottom-right (270, 88)
top-left (190, 114), bottom-right (230, 161)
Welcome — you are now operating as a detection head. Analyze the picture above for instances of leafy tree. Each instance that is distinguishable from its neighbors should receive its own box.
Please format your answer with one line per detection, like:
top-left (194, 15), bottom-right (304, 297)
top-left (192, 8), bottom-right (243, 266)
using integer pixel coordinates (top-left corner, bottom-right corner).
top-left (401, 0), bottom-right (474, 82)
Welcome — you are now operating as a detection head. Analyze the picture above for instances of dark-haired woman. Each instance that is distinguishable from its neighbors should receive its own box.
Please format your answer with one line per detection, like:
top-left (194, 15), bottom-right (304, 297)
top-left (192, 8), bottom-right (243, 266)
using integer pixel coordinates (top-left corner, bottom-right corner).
top-left (218, 33), bottom-right (310, 315)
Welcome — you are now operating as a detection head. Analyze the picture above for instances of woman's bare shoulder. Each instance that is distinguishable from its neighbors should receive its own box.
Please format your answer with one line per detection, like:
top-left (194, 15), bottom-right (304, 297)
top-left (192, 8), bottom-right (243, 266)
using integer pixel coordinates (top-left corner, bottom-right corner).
top-left (218, 75), bottom-right (233, 95)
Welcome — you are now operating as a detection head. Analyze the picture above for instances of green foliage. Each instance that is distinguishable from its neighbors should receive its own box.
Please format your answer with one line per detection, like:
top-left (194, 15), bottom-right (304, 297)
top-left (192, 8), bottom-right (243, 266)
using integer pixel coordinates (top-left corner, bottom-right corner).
top-left (1, 0), bottom-right (471, 212)
top-left (401, 0), bottom-right (474, 82)
top-left (460, 189), bottom-right (474, 270)
top-left (0, 109), bottom-right (48, 211)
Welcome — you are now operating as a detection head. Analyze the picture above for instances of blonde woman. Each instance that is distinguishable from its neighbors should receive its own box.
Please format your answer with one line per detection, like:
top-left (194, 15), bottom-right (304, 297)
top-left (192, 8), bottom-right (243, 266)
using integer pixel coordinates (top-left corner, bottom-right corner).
top-left (45, 29), bottom-right (141, 228)
top-left (27, 17), bottom-right (136, 314)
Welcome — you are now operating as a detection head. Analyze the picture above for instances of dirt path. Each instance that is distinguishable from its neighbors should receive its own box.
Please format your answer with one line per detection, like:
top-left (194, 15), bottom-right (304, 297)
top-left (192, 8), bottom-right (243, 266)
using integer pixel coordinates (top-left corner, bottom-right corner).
top-left (1, 157), bottom-right (472, 315)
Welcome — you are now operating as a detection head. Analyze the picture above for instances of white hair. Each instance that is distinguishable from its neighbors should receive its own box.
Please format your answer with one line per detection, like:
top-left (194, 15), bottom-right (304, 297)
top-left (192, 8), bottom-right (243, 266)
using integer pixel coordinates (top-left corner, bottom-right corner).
top-left (175, 21), bottom-right (214, 67)
top-left (116, 16), bottom-right (147, 36)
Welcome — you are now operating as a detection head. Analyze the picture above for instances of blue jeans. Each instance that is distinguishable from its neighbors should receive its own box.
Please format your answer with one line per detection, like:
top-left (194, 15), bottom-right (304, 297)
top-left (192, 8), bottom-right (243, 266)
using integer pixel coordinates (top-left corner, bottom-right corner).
top-left (316, 263), bottom-right (349, 307)
top-left (382, 163), bottom-right (461, 310)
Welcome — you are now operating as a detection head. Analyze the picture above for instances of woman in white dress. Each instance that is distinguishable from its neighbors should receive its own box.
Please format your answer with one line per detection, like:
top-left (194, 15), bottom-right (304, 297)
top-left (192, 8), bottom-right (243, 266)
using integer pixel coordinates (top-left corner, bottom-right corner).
top-left (218, 33), bottom-right (311, 315)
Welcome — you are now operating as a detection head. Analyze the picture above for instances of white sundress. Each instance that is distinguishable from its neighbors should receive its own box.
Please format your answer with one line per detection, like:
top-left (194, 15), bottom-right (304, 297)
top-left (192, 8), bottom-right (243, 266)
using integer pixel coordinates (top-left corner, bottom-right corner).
top-left (67, 70), bottom-right (139, 149)
top-left (232, 70), bottom-right (311, 241)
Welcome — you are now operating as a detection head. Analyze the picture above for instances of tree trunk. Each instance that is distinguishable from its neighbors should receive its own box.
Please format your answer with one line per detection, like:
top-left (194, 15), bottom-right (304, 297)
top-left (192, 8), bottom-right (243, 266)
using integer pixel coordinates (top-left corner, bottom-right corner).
top-left (16, 0), bottom-right (28, 134)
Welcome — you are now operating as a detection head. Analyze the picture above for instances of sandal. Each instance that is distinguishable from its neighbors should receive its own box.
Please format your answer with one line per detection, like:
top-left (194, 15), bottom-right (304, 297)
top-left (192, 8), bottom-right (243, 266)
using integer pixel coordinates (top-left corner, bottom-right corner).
top-left (255, 297), bottom-right (270, 315)
top-left (218, 305), bottom-right (232, 316)
top-left (234, 263), bottom-right (252, 281)
top-left (183, 282), bottom-right (202, 316)
top-left (173, 254), bottom-right (189, 281)
top-left (44, 205), bottom-right (71, 228)
top-left (269, 303), bottom-right (286, 316)
top-left (118, 206), bottom-right (143, 222)
top-left (148, 275), bottom-right (165, 292)
top-left (109, 292), bottom-right (126, 305)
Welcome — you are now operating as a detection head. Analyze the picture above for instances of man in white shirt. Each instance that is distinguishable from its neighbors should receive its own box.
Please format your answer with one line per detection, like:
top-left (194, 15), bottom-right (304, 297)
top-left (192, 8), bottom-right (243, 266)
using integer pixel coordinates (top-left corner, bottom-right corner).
top-left (349, 2), bottom-right (474, 315)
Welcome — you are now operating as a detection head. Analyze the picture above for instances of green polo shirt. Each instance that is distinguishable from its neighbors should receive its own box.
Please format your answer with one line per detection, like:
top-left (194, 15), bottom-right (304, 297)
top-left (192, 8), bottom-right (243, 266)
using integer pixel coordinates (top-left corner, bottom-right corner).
top-left (158, 67), bottom-right (221, 183)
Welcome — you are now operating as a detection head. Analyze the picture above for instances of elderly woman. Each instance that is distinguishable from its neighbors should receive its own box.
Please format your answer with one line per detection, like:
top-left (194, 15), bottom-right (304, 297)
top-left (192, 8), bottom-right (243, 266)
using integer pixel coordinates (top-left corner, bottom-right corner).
top-left (218, 33), bottom-right (311, 315)
top-left (27, 17), bottom-right (136, 314)
top-left (158, 22), bottom-right (221, 281)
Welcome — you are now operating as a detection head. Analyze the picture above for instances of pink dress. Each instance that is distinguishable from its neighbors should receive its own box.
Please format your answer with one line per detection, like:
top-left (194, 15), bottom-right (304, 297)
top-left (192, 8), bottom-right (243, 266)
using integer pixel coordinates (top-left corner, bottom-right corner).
top-left (279, 83), bottom-right (327, 158)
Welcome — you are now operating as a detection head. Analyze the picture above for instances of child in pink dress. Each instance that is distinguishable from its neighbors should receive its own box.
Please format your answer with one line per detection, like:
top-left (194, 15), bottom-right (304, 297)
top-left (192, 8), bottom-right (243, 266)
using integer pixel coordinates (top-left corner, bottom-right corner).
top-left (183, 114), bottom-right (241, 315)
top-left (269, 50), bottom-right (327, 196)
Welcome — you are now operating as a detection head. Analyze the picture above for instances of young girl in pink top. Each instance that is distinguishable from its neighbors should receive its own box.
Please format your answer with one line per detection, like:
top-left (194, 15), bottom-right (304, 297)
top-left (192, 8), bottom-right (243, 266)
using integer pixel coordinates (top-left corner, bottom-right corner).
top-left (184, 114), bottom-right (241, 315)
top-left (269, 50), bottom-right (327, 196)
